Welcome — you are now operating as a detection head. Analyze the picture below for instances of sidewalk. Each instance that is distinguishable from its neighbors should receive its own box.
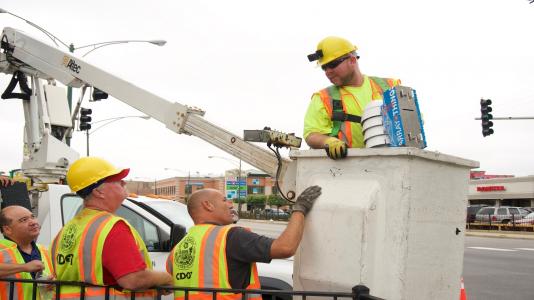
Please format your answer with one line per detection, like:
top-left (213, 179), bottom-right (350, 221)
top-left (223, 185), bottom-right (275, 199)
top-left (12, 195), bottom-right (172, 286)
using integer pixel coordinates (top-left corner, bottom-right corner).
top-left (466, 229), bottom-right (534, 240)
top-left (240, 218), bottom-right (288, 225)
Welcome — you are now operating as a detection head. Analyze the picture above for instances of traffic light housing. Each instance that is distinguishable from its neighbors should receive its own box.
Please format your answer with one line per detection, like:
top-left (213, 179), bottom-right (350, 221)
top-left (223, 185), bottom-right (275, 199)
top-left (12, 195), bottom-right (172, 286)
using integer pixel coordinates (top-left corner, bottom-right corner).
top-left (91, 87), bottom-right (108, 101)
top-left (480, 99), bottom-right (493, 137)
top-left (79, 107), bottom-right (92, 131)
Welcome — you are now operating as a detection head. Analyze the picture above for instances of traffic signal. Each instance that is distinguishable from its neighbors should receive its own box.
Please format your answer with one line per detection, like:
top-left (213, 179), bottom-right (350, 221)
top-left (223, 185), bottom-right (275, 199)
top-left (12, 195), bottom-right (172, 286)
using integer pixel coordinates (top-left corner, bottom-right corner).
top-left (91, 87), bottom-right (108, 101)
top-left (79, 107), bottom-right (92, 131)
top-left (480, 99), bottom-right (494, 137)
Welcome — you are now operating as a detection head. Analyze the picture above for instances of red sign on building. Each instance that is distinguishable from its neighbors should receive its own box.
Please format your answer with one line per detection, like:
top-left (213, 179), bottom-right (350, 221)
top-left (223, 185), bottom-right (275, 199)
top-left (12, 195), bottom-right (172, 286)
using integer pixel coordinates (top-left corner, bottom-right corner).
top-left (476, 185), bottom-right (506, 192)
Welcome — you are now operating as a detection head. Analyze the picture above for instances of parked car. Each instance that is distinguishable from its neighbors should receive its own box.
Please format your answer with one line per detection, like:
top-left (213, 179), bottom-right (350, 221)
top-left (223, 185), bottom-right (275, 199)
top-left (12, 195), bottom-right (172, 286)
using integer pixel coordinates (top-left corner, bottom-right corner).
top-left (466, 204), bottom-right (488, 223)
top-left (475, 206), bottom-right (530, 224)
top-left (264, 208), bottom-right (290, 219)
top-left (516, 212), bottom-right (534, 225)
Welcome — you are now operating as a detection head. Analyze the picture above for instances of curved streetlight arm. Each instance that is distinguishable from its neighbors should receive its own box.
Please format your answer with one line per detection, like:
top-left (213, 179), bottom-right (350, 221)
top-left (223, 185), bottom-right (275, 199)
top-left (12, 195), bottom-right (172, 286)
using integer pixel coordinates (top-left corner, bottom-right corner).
top-left (164, 168), bottom-right (202, 177)
top-left (90, 115), bottom-right (150, 135)
top-left (0, 8), bottom-right (70, 49)
top-left (78, 40), bottom-right (167, 57)
top-left (208, 156), bottom-right (240, 168)
top-left (164, 168), bottom-right (188, 175)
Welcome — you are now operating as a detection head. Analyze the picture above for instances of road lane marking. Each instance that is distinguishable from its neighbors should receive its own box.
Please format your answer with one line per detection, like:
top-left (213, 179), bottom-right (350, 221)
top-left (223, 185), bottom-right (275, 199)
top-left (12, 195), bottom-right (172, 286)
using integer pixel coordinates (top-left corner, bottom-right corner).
top-left (467, 247), bottom-right (517, 252)
top-left (514, 248), bottom-right (534, 251)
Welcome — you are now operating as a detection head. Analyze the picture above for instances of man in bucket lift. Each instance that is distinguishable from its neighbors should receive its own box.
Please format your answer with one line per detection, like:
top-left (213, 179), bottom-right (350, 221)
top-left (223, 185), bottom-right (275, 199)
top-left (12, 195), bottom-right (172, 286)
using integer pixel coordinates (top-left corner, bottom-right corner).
top-left (304, 36), bottom-right (401, 159)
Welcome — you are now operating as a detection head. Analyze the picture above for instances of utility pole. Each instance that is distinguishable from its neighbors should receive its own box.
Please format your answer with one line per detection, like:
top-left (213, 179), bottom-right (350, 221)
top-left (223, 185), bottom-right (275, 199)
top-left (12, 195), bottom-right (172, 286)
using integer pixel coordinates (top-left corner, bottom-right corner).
top-left (237, 159), bottom-right (242, 214)
top-left (186, 171), bottom-right (191, 202)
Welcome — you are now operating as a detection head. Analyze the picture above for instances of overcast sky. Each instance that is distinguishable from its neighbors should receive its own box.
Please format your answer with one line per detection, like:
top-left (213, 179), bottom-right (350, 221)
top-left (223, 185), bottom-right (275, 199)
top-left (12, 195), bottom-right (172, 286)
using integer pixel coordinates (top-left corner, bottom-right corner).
top-left (1, 0), bottom-right (533, 180)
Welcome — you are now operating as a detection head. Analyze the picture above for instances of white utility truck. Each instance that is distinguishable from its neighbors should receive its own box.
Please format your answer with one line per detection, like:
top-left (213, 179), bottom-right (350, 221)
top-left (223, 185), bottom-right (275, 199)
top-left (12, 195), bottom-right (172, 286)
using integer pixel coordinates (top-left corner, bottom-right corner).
top-left (0, 27), bottom-right (478, 300)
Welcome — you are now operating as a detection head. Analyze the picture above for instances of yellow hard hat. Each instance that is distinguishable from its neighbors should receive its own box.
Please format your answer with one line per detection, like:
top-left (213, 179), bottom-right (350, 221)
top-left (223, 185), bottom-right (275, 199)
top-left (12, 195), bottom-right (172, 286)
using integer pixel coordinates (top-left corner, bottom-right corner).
top-left (66, 157), bottom-right (129, 192)
top-left (307, 36), bottom-right (358, 65)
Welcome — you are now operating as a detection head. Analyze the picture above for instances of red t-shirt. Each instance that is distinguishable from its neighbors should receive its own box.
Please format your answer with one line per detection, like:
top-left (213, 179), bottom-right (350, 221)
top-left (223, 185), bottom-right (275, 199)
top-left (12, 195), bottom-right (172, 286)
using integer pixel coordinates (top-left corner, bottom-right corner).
top-left (102, 220), bottom-right (147, 285)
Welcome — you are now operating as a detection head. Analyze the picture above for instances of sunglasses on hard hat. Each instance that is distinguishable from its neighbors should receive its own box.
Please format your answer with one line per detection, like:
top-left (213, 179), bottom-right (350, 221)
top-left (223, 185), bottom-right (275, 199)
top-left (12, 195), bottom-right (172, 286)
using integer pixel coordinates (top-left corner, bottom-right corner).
top-left (321, 55), bottom-right (351, 71)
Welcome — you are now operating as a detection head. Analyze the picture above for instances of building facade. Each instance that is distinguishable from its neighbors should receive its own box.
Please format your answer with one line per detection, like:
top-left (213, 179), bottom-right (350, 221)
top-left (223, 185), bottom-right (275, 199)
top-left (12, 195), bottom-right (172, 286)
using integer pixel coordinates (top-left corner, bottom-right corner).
top-left (469, 175), bottom-right (534, 208)
top-left (126, 169), bottom-right (281, 207)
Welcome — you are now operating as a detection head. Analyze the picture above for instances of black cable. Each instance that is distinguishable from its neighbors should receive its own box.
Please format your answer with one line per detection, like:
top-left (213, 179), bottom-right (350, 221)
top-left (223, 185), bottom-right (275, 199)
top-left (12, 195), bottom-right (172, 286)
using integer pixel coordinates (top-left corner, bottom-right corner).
top-left (267, 143), bottom-right (295, 204)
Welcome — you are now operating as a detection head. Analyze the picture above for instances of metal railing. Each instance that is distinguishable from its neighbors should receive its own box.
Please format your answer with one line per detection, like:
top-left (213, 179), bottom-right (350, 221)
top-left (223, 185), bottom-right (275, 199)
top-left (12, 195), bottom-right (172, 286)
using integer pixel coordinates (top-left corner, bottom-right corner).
top-left (239, 211), bottom-right (290, 221)
top-left (466, 213), bottom-right (534, 232)
top-left (0, 277), bottom-right (385, 300)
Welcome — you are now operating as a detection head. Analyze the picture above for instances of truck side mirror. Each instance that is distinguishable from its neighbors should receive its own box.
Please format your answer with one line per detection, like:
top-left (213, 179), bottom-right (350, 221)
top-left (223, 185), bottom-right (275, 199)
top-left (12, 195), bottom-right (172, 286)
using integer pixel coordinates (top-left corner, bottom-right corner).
top-left (169, 224), bottom-right (187, 250)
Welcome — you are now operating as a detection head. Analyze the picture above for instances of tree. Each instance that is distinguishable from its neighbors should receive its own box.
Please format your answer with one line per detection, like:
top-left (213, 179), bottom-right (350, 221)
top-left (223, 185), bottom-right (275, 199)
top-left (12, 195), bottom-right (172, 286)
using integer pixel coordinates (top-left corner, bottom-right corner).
top-left (246, 194), bottom-right (267, 211)
top-left (234, 196), bottom-right (246, 214)
top-left (267, 194), bottom-right (287, 210)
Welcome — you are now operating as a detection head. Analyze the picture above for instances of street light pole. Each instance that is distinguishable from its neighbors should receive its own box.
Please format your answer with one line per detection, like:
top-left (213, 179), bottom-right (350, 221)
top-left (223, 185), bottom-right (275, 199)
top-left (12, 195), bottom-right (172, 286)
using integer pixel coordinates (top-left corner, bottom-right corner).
top-left (0, 8), bottom-right (166, 145)
top-left (76, 40), bottom-right (166, 57)
top-left (68, 43), bottom-right (75, 116)
top-left (237, 159), bottom-right (242, 211)
top-left (85, 115), bottom-right (150, 156)
top-left (208, 156), bottom-right (244, 214)
top-left (86, 129), bottom-right (89, 157)
top-left (0, 8), bottom-right (70, 49)
top-left (187, 171), bottom-right (191, 202)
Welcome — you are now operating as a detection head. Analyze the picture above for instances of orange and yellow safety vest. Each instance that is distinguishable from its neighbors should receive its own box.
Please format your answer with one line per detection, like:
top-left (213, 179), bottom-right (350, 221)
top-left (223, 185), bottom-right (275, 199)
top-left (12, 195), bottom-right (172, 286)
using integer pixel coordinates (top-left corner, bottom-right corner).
top-left (0, 239), bottom-right (53, 300)
top-left (51, 208), bottom-right (155, 300)
top-left (318, 76), bottom-right (400, 147)
top-left (166, 224), bottom-right (262, 300)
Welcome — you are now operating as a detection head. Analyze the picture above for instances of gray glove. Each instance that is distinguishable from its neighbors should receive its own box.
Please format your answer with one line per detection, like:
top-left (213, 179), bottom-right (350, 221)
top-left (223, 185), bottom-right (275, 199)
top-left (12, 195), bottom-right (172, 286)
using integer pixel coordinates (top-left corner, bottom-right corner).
top-left (292, 185), bottom-right (322, 216)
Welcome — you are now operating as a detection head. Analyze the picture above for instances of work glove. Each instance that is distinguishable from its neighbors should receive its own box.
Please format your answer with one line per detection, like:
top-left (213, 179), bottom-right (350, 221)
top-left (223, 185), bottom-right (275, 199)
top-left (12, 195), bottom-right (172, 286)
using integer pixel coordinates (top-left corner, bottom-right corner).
top-left (324, 137), bottom-right (348, 160)
top-left (292, 185), bottom-right (322, 216)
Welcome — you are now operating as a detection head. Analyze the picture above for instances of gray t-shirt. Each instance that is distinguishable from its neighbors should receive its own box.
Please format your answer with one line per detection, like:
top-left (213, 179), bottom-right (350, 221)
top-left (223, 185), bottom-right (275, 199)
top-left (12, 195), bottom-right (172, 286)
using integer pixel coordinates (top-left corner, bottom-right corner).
top-left (226, 227), bottom-right (274, 289)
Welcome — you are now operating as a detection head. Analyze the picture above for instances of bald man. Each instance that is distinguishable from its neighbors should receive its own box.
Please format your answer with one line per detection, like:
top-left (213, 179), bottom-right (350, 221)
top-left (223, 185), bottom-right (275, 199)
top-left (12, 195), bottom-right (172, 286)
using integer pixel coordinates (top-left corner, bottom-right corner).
top-left (0, 205), bottom-right (53, 299)
top-left (166, 186), bottom-right (321, 299)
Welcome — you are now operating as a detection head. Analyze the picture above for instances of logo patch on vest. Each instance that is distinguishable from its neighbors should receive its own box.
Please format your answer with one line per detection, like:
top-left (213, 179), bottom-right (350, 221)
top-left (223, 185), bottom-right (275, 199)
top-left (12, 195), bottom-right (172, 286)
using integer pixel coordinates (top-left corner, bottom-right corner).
top-left (175, 236), bottom-right (195, 270)
top-left (60, 224), bottom-right (78, 252)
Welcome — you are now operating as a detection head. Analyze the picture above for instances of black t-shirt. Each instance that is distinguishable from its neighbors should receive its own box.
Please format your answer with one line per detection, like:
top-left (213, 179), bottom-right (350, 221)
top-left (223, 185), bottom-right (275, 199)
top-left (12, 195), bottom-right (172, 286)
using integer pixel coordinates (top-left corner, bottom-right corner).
top-left (226, 227), bottom-right (274, 289)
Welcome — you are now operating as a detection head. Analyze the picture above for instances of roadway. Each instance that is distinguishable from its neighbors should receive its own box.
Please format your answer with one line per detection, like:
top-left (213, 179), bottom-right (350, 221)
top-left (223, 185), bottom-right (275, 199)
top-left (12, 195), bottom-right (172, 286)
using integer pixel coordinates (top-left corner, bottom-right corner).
top-left (239, 220), bottom-right (534, 300)
top-left (464, 236), bottom-right (534, 300)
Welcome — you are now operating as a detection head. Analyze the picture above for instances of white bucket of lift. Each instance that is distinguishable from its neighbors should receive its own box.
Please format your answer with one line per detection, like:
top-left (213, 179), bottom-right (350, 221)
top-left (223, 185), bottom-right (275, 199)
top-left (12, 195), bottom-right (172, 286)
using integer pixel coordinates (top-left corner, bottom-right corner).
top-left (290, 148), bottom-right (478, 300)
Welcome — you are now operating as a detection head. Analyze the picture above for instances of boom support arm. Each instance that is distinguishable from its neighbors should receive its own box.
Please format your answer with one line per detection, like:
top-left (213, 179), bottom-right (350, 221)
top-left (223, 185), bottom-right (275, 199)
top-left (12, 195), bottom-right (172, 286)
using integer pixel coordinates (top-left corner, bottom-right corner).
top-left (0, 27), bottom-right (290, 179)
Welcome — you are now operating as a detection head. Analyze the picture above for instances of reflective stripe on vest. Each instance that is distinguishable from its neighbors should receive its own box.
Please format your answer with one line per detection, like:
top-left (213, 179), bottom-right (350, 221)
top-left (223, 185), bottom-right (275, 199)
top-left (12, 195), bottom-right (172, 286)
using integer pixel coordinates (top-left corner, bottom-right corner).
top-left (168, 224), bottom-right (261, 300)
top-left (0, 240), bottom-right (54, 300)
top-left (318, 76), bottom-right (400, 147)
top-left (52, 208), bottom-right (155, 300)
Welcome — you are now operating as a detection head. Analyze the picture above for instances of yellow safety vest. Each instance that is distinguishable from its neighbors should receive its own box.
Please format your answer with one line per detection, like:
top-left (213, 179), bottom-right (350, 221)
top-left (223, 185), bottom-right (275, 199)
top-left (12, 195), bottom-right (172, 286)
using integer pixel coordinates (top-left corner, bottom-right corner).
top-left (316, 76), bottom-right (401, 147)
top-left (166, 224), bottom-right (262, 300)
top-left (0, 239), bottom-right (54, 300)
top-left (51, 208), bottom-right (155, 300)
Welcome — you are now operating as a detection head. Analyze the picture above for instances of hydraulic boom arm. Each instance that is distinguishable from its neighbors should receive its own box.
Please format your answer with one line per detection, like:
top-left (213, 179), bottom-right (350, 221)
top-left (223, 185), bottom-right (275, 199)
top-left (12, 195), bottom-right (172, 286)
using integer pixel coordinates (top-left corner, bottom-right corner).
top-left (0, 27), bottom-right (293, 182)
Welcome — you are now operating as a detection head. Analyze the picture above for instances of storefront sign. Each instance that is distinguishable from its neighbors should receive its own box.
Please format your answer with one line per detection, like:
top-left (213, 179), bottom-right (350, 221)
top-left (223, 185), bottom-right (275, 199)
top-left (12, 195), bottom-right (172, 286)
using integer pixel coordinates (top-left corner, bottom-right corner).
top-left (225, 177), bottom-right (247, 200)
top-left (476, 185), bottom-right (505, 192)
